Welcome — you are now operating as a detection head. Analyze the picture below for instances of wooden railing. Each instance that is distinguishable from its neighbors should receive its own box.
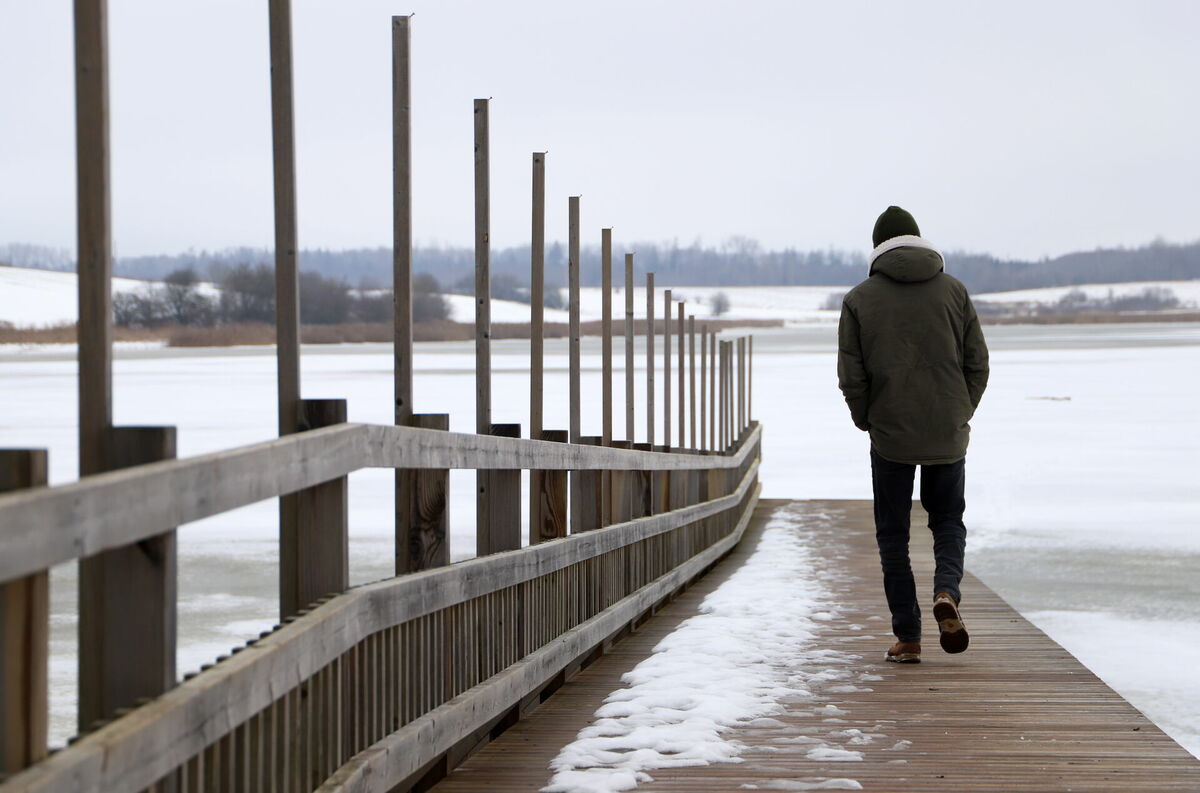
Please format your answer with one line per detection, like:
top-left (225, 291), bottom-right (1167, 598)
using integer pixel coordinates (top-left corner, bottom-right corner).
top-left (0, 4), bottom-right (763, 791)
top-left (0, 424), bottom-right (761, 793)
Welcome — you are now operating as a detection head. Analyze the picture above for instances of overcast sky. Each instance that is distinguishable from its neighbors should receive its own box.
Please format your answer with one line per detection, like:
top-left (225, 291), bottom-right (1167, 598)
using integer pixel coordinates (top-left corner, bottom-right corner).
top-left (2, 1), bottom-right (1198, 261)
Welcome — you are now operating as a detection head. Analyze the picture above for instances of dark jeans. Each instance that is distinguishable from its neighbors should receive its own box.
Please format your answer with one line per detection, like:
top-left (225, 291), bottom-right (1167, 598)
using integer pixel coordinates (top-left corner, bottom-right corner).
top-left (870, 448), bottom-right (967, 643)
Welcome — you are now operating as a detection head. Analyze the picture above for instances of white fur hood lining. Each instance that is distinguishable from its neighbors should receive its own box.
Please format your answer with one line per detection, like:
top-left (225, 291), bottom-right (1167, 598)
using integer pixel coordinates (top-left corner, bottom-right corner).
top-left (868, 235), bottom-right (945, 271)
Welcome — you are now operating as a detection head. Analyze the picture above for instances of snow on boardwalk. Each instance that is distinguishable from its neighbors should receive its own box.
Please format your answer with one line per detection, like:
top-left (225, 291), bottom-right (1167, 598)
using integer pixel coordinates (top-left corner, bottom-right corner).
top-left (430, 500), bottom-right (1200, 793)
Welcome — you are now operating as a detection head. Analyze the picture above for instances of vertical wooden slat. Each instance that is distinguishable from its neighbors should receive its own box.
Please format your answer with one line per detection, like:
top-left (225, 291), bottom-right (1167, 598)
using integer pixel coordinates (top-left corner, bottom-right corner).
top-left (688, 315), bottom-right (696, 451)
top-left (0, 450), bottom-right (49, 773)
top-left (474, 98), bottom-right (493, 546)
top-left (283, 399), bottom-right (348, 617)
top-left (529, 152), bottom-right (546, 537)
top-left (677, 302), bottom-right (685, 449)
top-left (645, 273), bottom-right (655, 450)
top-left (663, 289), bottom-right (672, 451)
top-left (79, 426), bottom-right (177, 731)
top-left (480, 423), bottom-right (521, 555)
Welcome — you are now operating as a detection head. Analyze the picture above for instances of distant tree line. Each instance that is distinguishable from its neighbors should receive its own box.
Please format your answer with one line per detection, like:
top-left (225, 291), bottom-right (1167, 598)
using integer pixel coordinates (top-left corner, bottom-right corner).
top-left (5, 236), bottom-right (1200, 297)
top-left (112, 265), bottom-right (450, 328)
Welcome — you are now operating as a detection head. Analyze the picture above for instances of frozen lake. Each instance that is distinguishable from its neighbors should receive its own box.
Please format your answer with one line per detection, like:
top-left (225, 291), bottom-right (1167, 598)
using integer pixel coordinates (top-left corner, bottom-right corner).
top-left (2, 322), bottom-right (1198, 755)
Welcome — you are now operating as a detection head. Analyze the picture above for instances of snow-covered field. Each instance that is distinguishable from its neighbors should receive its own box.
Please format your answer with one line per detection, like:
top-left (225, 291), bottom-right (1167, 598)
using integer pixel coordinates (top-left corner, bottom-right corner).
top-left (974, 279), bottom-right (1200, 308)
top-left (3, 287), bottom-right (1200, 757)
top-left (0, 266), bottom-right (155, 326)
top-left (5, 264), bottom-right (1198, 331)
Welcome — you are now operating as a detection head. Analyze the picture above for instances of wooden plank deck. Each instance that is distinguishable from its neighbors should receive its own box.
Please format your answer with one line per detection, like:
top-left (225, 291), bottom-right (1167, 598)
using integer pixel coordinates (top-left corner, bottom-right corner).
top-left (431, 499), bottom-right (1200, 792)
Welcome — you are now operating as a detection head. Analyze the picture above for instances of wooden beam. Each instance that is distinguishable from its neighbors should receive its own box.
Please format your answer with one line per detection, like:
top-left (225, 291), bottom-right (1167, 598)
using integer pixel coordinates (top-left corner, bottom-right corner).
top-left (601, 229), bottom-right (612, 446)
top-left (663, 289), bottom-right (671, 451)
top-left (709, 329), bottom-right (717, 452)
top-left (0, 464), bottom-right (762, 793)
top-left (624, 253), bottom-right (635, 443)
top-left (399, 414), bottom-right (450, 571)
top-left (79, 426), bottom-right (177, 731)
top-left (313, 484), bottom-right (761, 793)
top-left (392, 15), bottom-right (417, 580)
top-left (474, 98), bottom-right (492, 546)
top-left (0, 424), bottom-right (765, 585)
top-left (392, 15), bottom-right (413, 428)
top-left (74, 0), bottom-right (112, 479)
top-left (575, 437), bottom-right (602, 533)
top-left (688, 315), bottom-right (696, 451)
top-left (677, 302), bottom-right (685, 450)
top-left (533, 430), bottom-right (568, 543)
top-left (480, 424), bottom-right (521, 555)
top-left (0, 450), bottom-right (48, 774)
top-left (568, 196), bottom-right (582, 532)
top-left (600, 229), bottom-right (613, 528)
top-left (282, 400), bottom-right (349, 617)
top-left (529, 152), bottom-right (546, 538)
top-left (700, 324), bottom-right (707, 452)
top-left (645, 273), bottom-right (655, 452)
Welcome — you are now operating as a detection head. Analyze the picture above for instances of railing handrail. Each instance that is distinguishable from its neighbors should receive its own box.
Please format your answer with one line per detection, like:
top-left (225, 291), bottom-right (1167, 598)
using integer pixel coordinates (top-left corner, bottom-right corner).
top-left (0, 423), bottom-right (762, 585)
top-left (3, 454), bottom-right (760, 793)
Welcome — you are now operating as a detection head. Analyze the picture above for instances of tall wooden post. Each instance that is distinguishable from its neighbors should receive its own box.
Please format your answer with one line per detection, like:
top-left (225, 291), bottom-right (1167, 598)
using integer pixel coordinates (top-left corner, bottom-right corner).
top-left (75, 0), bottom-right (112, 480)
top-left (600, 229), bottom-right (613, 527)
top-left (267, 0), bottom-right (307, 623)
top-left (663, 289), bottom-right (671, 451)
top-left (79, 427), bottom-right (178, 730)
top-left (709, 329), bottom-right (717, 453)
top-left (688, 315), bottom-right (696, 451)
top-left (535, 430), bottom-right (568, 542)
top-left (749, 334), bottom-right (754, 425)
top-left (677, 302), bottom-right (685, 449)
top-left (393, 15), bottom-right (418, 574)
top-left (474, 98), bottom-right (492, 543)
top-left (739, 337), bottom-right (746, 435)
top-left (700, 324), bottom-right (707, 452)
top-left (624, 253), bottom-right (635, 443)
top-left (0, 450), bottom-right (48, 773)
top-left (601, 229), bottom-right (613, 447)
top-left (529, 152), bottom-right (547, 539)
top-left (568, 197), bottom-right (582, 530)
top-left (646, 273), bottom-right (655, 449)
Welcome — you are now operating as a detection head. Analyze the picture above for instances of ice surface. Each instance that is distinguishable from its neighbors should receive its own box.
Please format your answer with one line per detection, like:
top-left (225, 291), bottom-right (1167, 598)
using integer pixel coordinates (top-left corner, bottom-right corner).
top-left (2, 322), bottom-right (1198, 757)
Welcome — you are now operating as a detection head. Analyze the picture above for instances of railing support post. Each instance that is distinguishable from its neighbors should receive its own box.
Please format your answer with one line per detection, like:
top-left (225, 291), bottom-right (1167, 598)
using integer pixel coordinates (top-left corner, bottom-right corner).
top-left (79, 426), bottom-right (177, 730)
top-left (575, 437), bottom-right (603, 532)
top-left (0, 450), bottom-right (49, 773)
top-left (534, 429), bottom-right (568, 542)
top-left (631, 443), bottom-right (654, 519)
top-left (480, 423), bottom-right (521, 555)
top-left (608, 441), bottom-right (634, 524)
top-left (283, 399), bottom-right (349, 617)
top-left (400, 413), bottom-right (450, 570)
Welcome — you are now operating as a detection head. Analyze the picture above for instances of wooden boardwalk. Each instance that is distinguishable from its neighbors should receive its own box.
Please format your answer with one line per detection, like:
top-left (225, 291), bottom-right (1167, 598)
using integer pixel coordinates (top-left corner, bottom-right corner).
top-left (432, 499), bottom-right (1200, 792)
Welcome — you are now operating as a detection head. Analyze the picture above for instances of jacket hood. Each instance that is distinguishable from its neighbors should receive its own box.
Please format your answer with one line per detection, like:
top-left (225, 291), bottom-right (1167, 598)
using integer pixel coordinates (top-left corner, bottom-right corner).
top-left (868, 235), bottom-right (945, 283)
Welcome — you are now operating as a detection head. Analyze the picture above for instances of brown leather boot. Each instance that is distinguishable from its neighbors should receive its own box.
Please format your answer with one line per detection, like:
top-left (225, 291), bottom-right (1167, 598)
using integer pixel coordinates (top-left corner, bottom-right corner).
top-left (885, 640), bottom-right (921, 663)
top-left (934, 592), bottom-right (969, 654)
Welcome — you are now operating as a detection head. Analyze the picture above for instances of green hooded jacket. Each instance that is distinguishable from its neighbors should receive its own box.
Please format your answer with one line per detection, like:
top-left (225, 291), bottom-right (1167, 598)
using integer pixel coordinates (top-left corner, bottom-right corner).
top-left (837, 236), bottom-right (989, 465)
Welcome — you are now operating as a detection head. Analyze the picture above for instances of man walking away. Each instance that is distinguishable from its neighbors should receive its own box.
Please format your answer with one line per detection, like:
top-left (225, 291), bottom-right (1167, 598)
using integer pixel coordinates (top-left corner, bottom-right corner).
top-left (837, 206), bottom-right (989, 664)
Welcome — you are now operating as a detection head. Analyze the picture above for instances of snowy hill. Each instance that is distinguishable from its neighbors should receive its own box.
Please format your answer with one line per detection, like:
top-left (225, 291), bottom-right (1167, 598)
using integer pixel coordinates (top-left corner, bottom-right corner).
top-left (0, 266), bottom-right (154, 326)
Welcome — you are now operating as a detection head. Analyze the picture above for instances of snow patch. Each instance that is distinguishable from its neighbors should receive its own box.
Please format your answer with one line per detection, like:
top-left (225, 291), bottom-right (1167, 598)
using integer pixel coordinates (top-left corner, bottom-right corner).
top-left (542, 510), bottom-right (854, 792)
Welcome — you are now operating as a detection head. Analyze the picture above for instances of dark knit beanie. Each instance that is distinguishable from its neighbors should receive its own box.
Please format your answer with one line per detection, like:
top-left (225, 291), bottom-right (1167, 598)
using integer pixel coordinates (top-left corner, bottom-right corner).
top-left (872, 206), bottom-right (920, 247)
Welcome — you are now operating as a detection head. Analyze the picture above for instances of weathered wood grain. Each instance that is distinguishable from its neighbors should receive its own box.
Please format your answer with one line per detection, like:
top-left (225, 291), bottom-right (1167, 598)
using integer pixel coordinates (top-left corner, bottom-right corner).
top-left (0, 423), bottom-right (761, 584)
